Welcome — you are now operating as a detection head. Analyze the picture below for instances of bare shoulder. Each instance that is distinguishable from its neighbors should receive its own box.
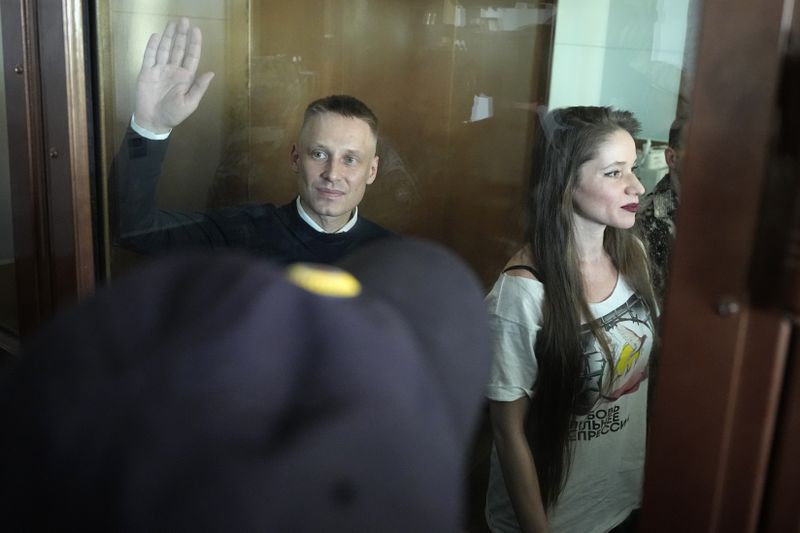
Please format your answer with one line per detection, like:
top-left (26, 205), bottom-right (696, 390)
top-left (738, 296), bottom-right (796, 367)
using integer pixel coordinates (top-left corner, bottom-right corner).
top-left (503, 247), bottom-right (539, 281)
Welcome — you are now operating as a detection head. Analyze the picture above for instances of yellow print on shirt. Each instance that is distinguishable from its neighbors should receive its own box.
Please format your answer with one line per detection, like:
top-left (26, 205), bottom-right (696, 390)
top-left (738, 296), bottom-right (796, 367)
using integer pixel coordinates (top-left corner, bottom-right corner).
top-left (614, 325), bottom-right (645, 377)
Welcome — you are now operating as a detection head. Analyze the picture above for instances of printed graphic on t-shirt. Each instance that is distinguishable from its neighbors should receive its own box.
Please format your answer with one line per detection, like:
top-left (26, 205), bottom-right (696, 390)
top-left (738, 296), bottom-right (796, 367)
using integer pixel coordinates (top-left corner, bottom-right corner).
top-left (573, 292), bottom-right (653, 419)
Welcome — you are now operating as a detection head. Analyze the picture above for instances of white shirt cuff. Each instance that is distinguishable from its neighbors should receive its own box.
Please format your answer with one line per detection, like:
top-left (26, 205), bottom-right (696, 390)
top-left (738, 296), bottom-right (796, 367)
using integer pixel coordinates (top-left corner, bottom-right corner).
top-left (130, 114), bottom-right (172, 140)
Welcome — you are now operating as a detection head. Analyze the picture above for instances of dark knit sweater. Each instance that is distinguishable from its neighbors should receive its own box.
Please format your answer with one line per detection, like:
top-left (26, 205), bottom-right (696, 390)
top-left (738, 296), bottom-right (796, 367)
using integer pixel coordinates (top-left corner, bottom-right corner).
top-left (110, 129), bottom-right (393, 265)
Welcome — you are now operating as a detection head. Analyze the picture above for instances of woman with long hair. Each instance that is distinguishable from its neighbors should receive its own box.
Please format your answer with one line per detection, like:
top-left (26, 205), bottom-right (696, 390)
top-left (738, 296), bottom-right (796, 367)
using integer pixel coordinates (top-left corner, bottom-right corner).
top-left (485, 106), bottom-right (658, 532)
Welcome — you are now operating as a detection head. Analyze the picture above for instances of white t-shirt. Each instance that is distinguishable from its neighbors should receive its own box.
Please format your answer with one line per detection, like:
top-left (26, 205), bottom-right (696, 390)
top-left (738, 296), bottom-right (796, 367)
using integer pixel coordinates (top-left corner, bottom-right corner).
top-left (484, 273), bottom-right (654, 533)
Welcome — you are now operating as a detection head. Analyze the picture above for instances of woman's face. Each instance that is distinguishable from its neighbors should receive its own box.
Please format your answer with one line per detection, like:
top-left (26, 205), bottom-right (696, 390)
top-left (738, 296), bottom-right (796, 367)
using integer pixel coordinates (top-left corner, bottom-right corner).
top-left (572, 129), bottom-right (644, 230)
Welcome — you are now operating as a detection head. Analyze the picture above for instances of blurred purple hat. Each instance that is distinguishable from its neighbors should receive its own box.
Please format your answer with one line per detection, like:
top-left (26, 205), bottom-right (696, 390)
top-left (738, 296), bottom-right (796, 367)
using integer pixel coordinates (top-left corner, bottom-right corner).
top-left (0, 238), bottom-right (491, 532)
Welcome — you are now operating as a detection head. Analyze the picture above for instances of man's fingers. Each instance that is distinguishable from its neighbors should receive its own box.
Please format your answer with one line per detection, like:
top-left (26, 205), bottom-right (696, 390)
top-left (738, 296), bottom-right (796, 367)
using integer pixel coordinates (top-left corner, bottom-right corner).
top-left (141, 33), bottom-right (160, 69)
top-left (182, 26), bottom-right (203, 74)
top-left (186, 71), bottom-right (215, 108)
top-left (169, 17), bottom-right (190, 66)
top-left (155, 20), bottom-right (176, 65)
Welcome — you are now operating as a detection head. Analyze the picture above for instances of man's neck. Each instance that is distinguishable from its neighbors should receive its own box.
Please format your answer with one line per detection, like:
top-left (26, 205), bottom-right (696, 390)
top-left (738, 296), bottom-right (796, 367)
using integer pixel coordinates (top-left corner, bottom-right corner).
top-left (670, 173), bottom-right (681, 199)
top-left (295, 197), bottom-right (358, 233)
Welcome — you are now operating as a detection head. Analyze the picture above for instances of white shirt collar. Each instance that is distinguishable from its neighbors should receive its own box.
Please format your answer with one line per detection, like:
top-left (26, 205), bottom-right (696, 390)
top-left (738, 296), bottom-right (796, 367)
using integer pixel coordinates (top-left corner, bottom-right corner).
top-left (295, 197), bottom-right (358, 233)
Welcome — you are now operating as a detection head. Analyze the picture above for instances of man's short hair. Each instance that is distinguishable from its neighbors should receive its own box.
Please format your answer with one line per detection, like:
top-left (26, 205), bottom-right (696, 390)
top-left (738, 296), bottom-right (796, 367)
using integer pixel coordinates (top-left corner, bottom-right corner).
top-left (668, 117), bottom-right (686, 149)
top-left (302, 95), bottom-right (379, 138)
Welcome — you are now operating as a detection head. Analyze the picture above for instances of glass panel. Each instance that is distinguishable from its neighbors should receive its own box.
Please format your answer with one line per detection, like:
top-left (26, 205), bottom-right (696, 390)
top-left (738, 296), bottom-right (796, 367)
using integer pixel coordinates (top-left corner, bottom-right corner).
top-left (100, 1), bottom-right (698, 286)
top-left (99, 0), bottom-right (555, 284)
top-left (97, 1), bottom-right (700, 528)
top-left (0, 2), bottom-right (18, 336)
top-left (548, 0), bottom-right (700, 304)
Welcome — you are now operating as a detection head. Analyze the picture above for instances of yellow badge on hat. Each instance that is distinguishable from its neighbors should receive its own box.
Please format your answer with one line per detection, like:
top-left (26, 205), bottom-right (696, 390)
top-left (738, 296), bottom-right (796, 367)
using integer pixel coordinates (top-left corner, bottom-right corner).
top-left (285, 263), bottom-right (362, 298)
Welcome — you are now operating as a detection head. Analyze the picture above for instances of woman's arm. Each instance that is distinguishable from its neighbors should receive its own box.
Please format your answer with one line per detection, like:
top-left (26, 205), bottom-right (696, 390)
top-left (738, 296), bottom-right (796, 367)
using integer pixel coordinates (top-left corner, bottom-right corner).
top-left (490, 398), bottom-right (550, 533)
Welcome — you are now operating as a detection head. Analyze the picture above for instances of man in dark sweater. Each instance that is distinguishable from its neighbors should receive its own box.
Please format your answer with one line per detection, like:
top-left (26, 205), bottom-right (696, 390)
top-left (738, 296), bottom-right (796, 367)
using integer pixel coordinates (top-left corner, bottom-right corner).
top-left (111, 18), bottom-right (392, 265)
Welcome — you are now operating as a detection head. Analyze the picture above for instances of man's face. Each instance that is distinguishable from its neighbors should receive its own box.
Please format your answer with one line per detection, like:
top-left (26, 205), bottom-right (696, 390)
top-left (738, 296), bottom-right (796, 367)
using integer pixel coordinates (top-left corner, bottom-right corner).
top-left (665, 145), bottom-right (682, 180)
top-left (290, 112), bottom-right (379, 232)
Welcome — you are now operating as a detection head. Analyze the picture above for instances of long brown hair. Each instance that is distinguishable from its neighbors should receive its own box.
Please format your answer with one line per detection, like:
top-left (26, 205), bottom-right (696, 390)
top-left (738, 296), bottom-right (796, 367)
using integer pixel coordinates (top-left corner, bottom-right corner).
top-left (525, 106), bottom-right (658, 508)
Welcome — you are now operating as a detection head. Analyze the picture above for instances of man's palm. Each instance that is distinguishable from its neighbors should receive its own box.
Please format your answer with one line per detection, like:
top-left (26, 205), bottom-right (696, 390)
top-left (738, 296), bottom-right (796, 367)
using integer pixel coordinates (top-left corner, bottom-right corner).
top-left (134, 18), bottom-right (214, 133)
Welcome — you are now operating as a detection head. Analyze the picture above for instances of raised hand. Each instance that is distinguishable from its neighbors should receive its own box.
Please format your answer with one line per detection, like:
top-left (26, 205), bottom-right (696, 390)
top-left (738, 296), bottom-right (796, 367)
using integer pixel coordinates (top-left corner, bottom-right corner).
top-left (134, 18), bottom-right (215, 133)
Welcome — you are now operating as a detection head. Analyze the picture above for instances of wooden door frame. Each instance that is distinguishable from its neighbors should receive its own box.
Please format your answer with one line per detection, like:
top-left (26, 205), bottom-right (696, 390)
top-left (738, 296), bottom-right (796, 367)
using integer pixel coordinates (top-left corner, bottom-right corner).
top-left (1, 0), bottom-right (94, 341)
top-left (755, 3), bottom-right (800, 531)
top-left (640, 0), bottom-right (796, 531)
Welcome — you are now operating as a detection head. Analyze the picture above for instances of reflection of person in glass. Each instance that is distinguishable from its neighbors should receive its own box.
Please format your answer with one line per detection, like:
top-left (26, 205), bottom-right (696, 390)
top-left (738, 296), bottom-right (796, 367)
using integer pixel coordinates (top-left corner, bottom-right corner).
top-left (111, 18), bottom-right (392, 264)
top-left (484, 107), bottom-right (658, 532)
top-left (636, 118), bottom-right (686, 302)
